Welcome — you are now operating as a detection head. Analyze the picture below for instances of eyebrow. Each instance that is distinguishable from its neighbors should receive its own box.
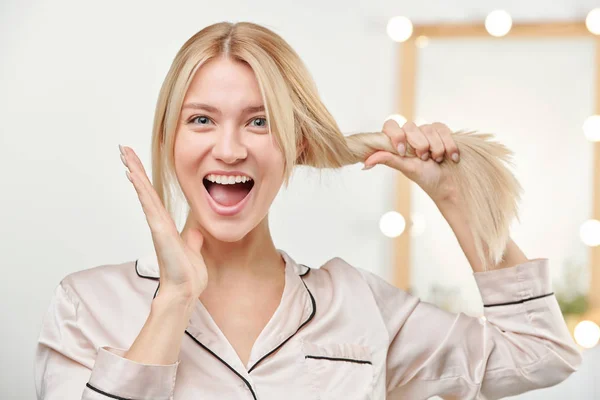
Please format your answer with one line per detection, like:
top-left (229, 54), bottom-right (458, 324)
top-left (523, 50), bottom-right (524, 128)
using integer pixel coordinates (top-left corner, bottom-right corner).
top-left (181, 103), bottom-right (265, 115)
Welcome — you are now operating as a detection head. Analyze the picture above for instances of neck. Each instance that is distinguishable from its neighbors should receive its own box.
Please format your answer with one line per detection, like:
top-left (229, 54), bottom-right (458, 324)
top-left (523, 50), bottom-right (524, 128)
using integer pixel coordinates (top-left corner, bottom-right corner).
top-left (180, 213), bottom-right (284, 286)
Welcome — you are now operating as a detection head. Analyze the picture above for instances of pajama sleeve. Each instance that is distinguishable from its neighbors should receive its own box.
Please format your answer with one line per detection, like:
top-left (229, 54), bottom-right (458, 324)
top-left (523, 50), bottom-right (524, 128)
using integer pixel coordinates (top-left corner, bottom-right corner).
top-left (34, 281), bottom-right (179, 399)
top-left (357, 258), bottom-right (582, 399)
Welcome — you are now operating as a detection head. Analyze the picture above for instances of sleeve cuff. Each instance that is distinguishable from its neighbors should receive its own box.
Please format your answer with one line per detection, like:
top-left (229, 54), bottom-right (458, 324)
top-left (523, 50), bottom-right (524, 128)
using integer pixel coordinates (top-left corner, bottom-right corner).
top-left (87, 346), bottom-right (179, 399)
top-left (473, 258), bottom-right (552, 307)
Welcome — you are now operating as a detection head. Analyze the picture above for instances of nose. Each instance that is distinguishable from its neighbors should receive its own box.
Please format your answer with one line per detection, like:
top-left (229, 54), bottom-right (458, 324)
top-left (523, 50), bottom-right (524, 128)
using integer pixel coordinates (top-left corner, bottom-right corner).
top-left (211, 126), bottom-right (248, 164)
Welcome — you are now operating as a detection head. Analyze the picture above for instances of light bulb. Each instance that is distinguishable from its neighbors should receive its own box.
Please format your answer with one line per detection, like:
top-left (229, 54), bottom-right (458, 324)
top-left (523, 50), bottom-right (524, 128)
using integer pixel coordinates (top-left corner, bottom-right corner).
top-left (380, 211), bottom-right (406, 238)
top-left (583, 115), bottom-right (600, 142)
top-left (574, 320), bottom-right (600, 348)
top-left (580, 219), bottom-right (600, 247)
top-left (586, 8), bottom-right (600, 35)
top-left (485, 10), bottom-right (512, 37)
top-left (387, 16), bottom-right (413, 42)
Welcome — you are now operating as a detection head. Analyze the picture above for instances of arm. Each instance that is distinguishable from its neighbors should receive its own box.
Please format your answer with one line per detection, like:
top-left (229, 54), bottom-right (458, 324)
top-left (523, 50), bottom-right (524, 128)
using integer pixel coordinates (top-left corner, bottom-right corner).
top-left (359, 260), bottom-right (582, 399)
top-left (35, 281), bottom-right (190, 399)
top-left (436, 198), bottom-right (528, 272)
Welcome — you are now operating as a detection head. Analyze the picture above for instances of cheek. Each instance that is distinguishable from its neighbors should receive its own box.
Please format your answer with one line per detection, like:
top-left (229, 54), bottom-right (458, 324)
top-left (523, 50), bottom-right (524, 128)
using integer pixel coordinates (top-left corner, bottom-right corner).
top-left (258, 148), bottom-right (285, 184)
top-left (174, 131), bottom-right (208, 172)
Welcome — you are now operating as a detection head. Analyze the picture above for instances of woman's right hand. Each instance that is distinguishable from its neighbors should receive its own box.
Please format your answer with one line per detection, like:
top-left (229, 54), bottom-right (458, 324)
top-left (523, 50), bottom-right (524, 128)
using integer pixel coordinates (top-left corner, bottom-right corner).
top-left (119, 144), bottom-right (208, 309)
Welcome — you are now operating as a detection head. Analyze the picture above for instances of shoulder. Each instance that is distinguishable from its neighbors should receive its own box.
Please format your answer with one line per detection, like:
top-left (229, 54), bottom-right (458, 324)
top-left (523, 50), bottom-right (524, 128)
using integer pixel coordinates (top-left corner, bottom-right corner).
top-left (58, 258), bottom-right (157, 310)
top-left (304, 256), bottom-right (391, 301)
top-left (40, 258), bottom-right (158, 356)
top-left (309, 256), bottom-right (391, 290)
top-left (310, 256), bottom-right (416, 311)
top-left (306, 256), bottom-right (367, 285)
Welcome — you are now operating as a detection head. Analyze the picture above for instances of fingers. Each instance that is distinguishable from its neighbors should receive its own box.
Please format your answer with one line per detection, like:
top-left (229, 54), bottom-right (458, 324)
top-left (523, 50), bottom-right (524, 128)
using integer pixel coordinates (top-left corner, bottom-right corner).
top-left (420, 124), bottom-right (445, 162)
top-left (119, 144), bottom-right (178, 235)
top-left (432, 122), bottom-right (460, 163)
top-left (382, 119), bottom-right (407, 155)
top-left (380, 119), bottom-right (460, 165)
top-left (382, 119), bottom-right (431, 160)
top-left (401, 121), bottom-right (430, 160)
top-left (364, 150), bottom-right (419, 176)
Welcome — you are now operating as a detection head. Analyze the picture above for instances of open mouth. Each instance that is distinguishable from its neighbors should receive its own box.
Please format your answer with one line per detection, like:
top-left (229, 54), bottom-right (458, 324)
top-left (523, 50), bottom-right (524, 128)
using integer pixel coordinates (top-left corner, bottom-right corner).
top-left (203, 174), bottom-right (255, 208)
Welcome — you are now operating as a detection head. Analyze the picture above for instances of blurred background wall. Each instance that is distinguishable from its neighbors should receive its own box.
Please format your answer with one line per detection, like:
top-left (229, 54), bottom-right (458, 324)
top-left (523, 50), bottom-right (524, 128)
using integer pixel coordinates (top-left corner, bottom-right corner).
top-left (1, 0), bottom-right (599, 398)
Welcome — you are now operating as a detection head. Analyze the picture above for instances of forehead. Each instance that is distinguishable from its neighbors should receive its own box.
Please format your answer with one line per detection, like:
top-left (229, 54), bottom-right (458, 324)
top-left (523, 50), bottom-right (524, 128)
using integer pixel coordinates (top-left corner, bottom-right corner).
top-left (183, 57), bottom-right (263, 107)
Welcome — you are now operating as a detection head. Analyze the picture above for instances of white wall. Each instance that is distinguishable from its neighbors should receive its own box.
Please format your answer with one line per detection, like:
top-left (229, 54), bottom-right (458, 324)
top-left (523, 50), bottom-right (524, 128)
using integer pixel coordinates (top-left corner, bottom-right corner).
top-left (1, 0), bottom-right (598, 398)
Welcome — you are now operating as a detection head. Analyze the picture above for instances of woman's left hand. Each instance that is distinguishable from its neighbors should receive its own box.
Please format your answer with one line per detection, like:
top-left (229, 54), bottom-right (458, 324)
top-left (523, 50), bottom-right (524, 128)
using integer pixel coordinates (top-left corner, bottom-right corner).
top-left (363, 119), bottom-right (461, 204)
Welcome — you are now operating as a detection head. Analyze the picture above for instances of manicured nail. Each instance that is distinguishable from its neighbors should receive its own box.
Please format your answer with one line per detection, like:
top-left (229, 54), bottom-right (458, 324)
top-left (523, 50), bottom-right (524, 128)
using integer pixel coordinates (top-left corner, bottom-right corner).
top-left (421, 152), bottom-right (429, 161)
top-left (120, 153), bottom-right (128, 167)
top-left (362, 164), bottom-right (374, 170)
top-left (435, 157), bottom-right (443, 163)
top-left (452, 153), bottom-right (460, 162)
top-left (119, 144), bottom-right (125, 155)
top-left (126, 170), bottom-right (132, 182)
top-left (397, 143), bottom-right (405, 156)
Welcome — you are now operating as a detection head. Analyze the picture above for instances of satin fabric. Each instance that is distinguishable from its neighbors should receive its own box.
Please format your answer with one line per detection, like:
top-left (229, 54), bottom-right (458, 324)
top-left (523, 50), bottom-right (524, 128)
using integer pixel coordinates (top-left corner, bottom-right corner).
top-left (35, 250), bottom-right (581, 399)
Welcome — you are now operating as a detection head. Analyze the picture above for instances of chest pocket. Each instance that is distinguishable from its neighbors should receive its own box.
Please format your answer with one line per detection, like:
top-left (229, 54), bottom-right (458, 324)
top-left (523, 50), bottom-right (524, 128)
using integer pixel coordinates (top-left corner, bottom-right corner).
top-left (301, 341), bottom-right (374, 400)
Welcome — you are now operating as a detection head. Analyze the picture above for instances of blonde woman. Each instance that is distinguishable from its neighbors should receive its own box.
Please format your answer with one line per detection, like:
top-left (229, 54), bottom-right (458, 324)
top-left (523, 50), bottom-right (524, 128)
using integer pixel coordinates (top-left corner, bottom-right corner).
top-left (35, 21), bottom-right (581, 400)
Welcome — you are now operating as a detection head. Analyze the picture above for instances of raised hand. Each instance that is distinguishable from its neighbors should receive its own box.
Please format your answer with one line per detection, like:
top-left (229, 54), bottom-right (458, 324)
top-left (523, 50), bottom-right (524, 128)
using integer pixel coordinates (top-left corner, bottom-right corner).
top-left (363, 120), bottom-right (461, 204)
top-left (119, 144), bottom-right (208, 307)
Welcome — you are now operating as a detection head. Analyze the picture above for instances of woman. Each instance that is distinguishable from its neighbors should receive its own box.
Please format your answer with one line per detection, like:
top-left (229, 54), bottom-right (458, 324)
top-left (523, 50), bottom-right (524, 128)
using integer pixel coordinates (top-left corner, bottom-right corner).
top-left (35, 21), bottom-right (582, 399)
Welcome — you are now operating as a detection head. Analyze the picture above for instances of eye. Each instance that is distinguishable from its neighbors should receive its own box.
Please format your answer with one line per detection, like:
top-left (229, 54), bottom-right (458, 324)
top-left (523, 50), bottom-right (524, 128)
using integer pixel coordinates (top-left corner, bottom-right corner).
top-left (188, 115), bottom-right (212, 125)
top-left (250, 117), bottom-right (268, 128)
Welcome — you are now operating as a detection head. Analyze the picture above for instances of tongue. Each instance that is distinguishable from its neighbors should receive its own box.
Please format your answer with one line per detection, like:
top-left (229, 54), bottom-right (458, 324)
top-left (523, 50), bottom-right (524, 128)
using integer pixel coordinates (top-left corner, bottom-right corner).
top-left (208, 183), bottom-right (250, 207)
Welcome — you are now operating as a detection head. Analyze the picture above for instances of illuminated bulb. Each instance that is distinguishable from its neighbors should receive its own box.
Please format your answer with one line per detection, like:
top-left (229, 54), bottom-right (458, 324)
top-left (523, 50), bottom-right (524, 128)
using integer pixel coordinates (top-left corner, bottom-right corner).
top-left (380, 211), bottom-right (406, 238)
top-left (485, 10), bottom-right (512, 37)
top-left (387, 16), bottom-right (413, 42)
top-left (574, 320), bottom-right (600, 348)
top-left (580, 219), bottom-right (600, 247)
top-left (415, 36), bottom-right (429, 48)
top-left (586, 8), bottom-right (600, 35)
top-left (409, 213), bottom-right (426, 237)
top-left (387, 114), bottom-right (407, 127)
top-left (583, 115), bottom-right (600, 142)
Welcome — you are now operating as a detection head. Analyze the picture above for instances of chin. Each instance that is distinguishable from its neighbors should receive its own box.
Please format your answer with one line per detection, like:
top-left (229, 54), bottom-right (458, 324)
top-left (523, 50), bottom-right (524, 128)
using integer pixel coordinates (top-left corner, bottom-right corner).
top-left (205, 224), bottom-right (253, 243)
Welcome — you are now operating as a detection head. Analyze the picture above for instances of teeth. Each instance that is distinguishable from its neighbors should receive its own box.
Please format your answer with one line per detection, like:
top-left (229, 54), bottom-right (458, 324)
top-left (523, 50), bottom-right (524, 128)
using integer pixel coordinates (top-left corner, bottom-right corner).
top-left (206, 174), bottom-right (253, 185)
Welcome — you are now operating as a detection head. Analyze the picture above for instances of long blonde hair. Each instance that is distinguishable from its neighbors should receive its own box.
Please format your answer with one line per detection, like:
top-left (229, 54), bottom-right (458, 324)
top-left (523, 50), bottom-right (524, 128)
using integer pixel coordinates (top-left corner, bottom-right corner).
top-left (151, 21), bottom-right (521, 271)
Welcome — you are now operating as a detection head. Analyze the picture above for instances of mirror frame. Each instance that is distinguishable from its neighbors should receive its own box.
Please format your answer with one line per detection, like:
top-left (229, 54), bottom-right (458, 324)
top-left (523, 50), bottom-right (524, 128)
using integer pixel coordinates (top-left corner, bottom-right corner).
top-left (392, 21), bottom-right (600, 313)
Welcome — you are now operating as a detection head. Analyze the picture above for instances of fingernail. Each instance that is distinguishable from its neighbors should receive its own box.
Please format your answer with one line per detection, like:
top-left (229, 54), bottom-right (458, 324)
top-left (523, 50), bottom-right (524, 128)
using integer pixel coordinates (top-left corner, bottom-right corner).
top-left (125, 170), bottom-right (132, 182)
top-left (119, 144), bottom-right (125, 155)
top-left (120, 153), bottom-right (128, 167)
top-left (435, 157), bottom-right (443, 163)
top-left (452, 153), bottom-right (460, 162)
top-left (397, 143), bottom-right (405, 156)
top-left (362, 164), bottom-right (374, 170)
top-left (421, 152), bottom-right (429, 161)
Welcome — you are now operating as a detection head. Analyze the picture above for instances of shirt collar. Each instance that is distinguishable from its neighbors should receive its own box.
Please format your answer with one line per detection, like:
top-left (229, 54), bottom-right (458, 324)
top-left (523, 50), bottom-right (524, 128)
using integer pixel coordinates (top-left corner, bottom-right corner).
top-left (135, 249), bottom-right (315, 374)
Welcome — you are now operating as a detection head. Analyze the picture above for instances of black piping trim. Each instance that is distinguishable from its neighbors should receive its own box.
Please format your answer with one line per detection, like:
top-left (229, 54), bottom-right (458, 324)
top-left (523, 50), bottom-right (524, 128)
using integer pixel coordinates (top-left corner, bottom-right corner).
top-left (483, 292), bottom-right (554, 308)
top-left (85, 383), bottom-right (137, 400)
top-left (247, 276), bottom-right (316, 373)
top-left (139, 257), bottom-right (316, 399)
top-left (153, 281), bottom-right (160, 299)
top-left (299, 264), bottom-right (311, 277)
top-left (184, 330), bottom-right (257, 400)
top-left (183, 268), bottom-right (316, 399)
top-left (305, 355), bottom-right (372, 365)
top-left (135, 259), bottom-right (159, 281)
